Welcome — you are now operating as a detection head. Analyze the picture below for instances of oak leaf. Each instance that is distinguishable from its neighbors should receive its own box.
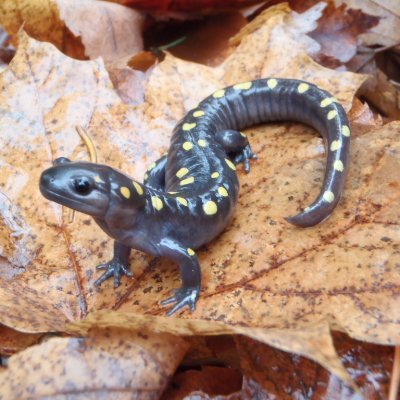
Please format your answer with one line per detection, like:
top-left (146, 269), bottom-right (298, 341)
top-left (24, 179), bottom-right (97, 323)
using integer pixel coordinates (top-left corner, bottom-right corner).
top-left (0, 328), bottom-right (188, 399)
top-left (0, 4), bottom-right (397, 385)
top-left (0, 0), bottom-right (144, 64)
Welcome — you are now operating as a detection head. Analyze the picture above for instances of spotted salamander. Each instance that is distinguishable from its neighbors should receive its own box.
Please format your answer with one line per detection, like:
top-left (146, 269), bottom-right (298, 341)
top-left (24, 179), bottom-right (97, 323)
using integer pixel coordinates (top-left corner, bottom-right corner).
top-left (39, 78), bottom-right (350, 315)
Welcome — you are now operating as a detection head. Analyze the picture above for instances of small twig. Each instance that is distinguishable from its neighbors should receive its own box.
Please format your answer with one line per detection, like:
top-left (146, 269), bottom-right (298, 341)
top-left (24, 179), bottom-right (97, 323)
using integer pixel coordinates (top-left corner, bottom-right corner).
top-left (354, 42), bottom-right (400, 73)
top-left (67, 126), bottom-right (98, 223)
top-left (149, 36), bottom-right (186, 56)
top-left (389, 346), bottom-right (400, 400)
top-left (75, 125), bottom-right (98, 163)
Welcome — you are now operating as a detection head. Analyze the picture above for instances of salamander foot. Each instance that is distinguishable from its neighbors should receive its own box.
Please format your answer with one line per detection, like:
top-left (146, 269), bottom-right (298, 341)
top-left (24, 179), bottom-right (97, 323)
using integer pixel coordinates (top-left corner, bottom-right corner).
top-left (161, 286), bottom-right (200, 316)
top-left (94, 259), bottom-right (133, 288)
top-left (233, 143), bottom-right (257, 173)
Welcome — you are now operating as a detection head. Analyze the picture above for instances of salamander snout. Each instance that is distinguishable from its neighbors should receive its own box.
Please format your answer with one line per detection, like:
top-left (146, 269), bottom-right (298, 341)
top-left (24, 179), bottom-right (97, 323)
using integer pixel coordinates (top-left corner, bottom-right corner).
top-left (39, 161), bottom-right (111, 218)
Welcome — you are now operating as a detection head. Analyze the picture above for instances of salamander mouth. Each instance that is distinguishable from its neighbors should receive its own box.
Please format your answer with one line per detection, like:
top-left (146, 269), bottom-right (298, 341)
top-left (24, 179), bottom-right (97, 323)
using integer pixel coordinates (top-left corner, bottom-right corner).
top-left (40, 188), bottom-right (103, 216)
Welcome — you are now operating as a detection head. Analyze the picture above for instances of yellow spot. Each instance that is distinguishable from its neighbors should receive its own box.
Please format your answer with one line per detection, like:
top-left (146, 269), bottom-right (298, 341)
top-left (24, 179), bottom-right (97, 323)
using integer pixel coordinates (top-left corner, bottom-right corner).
top-left (144, 173), bottom-right (149, 180)
top-left (198, 139), bottom-right (207, 147)
top-left (132, 181), bottom-right (143, 195)
top-left (213, 89), bottom-right (225, 98)
top-left (176, 167), bottom-right (189, 178)
top-left (334, 160), bottom-right (344, 172)
top-left (151, 196), bottom-right (163, 211)
top-left (94, 176), bottom-right (102, 183)
top-left (182, 142), bottom-right (193, 151)
top-left (233, 81), bottom-right (252, 90)
top-left (323, 191), bottom-right (335, 203)
top-left (180, 176), bottom-right (195, 186)
top-left (168, 191), bottom-right (178, 194)
top-left (320, 97), bottom-right (335, 107)
top-left (203, 200), bottom-right (218, 215)
top-left (240, 132), bottom-right (246, 137)
top-left (225, 158), bottom-right (236, 170)
top-left (330, 140), bottom-right (341, 151)
top-left (327, 110), bottom-right (337, 120)
top-left (177, 197), bottom-right (188, 206)
top-left (183, 122), bottom-right (196, 131)
top-left (298, 83), bottom-right (309, 93)
top-left (120, 186), bottom-right (130, 199)
top-left (187, 248), bottom-right (195, 256)
top-left (193, 110), bottom-right (205, 117)
top-left (342, 125), bottom-right (350, 137)
top-left (267, 79), bottom-right (278, 89)
top-left (211, 172), bottom-right (219, 178)
top-left (218, 187), bottom-right (228, 197)
top-left (148, 162), bottom-right (156, 171)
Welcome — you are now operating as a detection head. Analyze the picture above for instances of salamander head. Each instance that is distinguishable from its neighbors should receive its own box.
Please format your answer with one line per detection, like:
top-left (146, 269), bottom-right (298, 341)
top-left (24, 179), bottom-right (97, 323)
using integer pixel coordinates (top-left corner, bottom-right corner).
top-left (40, 158), bottom-right (145, 219)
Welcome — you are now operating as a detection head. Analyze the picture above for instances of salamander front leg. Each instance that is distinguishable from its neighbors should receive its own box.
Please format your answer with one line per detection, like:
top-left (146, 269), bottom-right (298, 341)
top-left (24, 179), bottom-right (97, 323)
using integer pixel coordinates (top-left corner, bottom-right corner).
top-left (215, 129), bottom-right (257, 172)
top-left (94, 241), bottom-right (132, 288)
top-left (158, 239), bottom-right (201, 316)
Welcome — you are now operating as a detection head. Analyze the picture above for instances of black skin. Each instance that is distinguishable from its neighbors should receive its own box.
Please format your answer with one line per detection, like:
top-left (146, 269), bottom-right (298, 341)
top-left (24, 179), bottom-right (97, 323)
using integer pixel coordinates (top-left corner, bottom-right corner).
top-left (39, 78), bottom-right (350, 315)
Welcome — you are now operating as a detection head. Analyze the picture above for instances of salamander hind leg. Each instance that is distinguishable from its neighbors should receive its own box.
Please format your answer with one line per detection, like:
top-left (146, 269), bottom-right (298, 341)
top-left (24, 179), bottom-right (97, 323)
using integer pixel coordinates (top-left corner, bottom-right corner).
top-left (158, 238), bottom-right (201, 316)
top-left (215, 130), bottom-right (257, 173)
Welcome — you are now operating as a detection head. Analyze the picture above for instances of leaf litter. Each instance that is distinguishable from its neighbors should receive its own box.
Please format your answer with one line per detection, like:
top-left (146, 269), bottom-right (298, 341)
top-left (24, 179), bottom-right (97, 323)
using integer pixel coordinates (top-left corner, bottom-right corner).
top-left (0, 1), bottom-right (399, 396)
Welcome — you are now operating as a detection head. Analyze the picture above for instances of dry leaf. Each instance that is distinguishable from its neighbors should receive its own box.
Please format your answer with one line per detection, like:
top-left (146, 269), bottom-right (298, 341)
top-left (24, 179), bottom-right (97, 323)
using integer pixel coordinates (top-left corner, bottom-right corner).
top-left (0, 4), bottom-right (397, 384)
top-left (0, 328), bottom-right (188, 399)
top-left (0, 0), bottom-right (144, 64)
top-left (235, 332), bottom-right (393, 399)
top-left (111, 0), bottom-right (266, 13)
top-left (308, 1), bottom-right (379, 63)
top-left (0, 325), bottom-right (42, 356)
top-left (335, 0), bottom-right (400, 47)
top-left (150, 12), bottom-right (247, 66)
top-left (163, 366), bottom-right (242, 399)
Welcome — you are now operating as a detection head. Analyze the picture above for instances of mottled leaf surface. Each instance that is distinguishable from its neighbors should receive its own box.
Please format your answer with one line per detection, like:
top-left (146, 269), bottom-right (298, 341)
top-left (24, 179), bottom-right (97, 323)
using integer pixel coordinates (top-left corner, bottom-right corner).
top-left (0, 329), bottom-right (188, 399)
top-left (0, 4), bottom-right (397, 384)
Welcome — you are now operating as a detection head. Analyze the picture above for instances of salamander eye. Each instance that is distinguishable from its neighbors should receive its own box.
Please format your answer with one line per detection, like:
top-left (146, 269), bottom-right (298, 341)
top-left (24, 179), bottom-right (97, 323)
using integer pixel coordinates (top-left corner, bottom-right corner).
top-left (73, 177), bottom-right (92, 195)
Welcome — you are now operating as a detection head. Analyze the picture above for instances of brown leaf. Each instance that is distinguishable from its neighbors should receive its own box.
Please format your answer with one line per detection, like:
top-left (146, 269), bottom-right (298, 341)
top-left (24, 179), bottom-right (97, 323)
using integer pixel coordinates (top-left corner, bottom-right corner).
top-left (0, 325), bottom-right (42, 356)
top-left (145, 12), bottom-right (247, 67)
top-left (335, 0), bottom-right (400, 47)
top-left (308, 1), bottom-right (380, 63)
top-left (0, 4), bottom-right (395, 384)
top-left (163, 366), bottom-right (242, 399)
top-left (0, 329), bottom-right (188, 399)
top-left (0, 0), bottom-right (144, 64)
top-left (235, 332), bottom-right (393, 399)
top-left (112, 0), bottom-right (267, 13)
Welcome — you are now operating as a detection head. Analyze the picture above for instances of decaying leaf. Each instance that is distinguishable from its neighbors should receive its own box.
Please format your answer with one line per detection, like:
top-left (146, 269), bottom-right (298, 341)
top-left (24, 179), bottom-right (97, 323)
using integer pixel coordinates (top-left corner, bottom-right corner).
top-left (111, 0), bottom-right (266, 13)
top-left (234, 332), bottom-right (393, 399)
top-left (0, 0), bottom-right (144, 64)
top-left (0, 324), bottom-right (42, 356)
top-left (307, 1), bottom-right (379, 64)
top-left (0, 3), bottom-right (398, 385)
top-left (0, 328), bottom-right (188, 399)
top-left (335, 0), bottom-right (400, 47)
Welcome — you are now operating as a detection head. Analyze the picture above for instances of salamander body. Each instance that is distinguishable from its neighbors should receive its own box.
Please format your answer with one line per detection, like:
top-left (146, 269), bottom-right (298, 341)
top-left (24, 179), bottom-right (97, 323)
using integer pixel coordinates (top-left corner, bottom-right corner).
top-left (39, 78), bottom-right (350, 315)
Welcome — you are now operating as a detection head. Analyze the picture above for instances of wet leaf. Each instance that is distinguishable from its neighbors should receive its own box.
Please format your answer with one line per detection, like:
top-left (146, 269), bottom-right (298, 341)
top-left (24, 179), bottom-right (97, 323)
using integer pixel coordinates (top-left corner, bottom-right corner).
top-left (0, 328), bottom-right (188, 399)
top-left (0, 4), bottom-right (397, 386)
top-left (0, 0), bottom-right (144, 64)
